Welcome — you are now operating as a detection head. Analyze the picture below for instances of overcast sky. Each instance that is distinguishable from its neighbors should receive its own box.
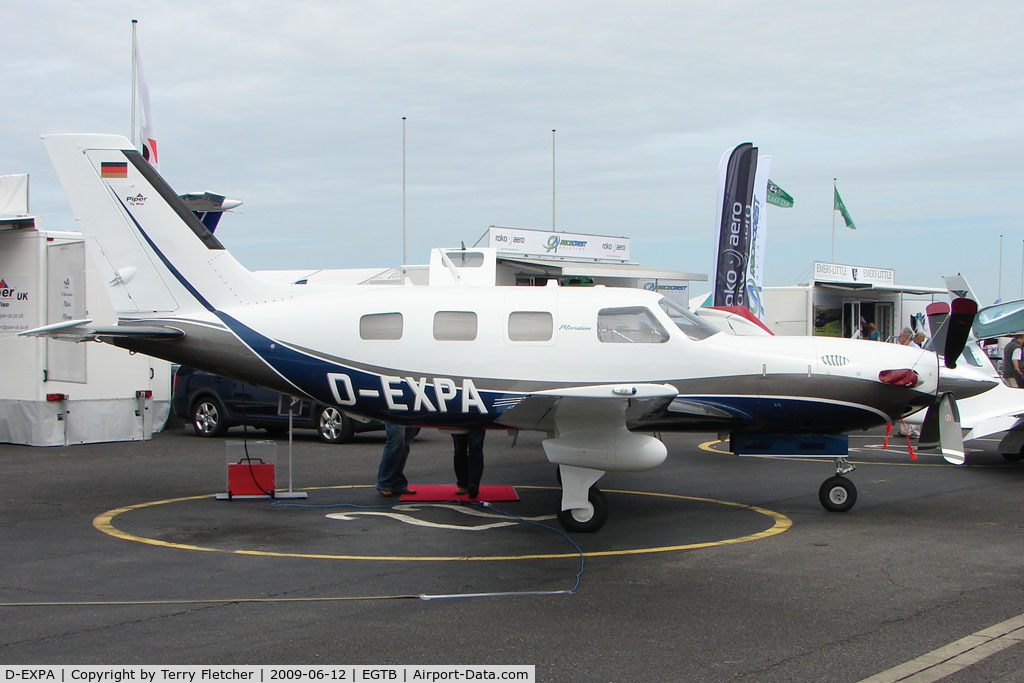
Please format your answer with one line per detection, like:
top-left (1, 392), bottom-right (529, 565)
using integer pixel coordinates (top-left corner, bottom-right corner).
top-left (5, 0), bottom-right (1024, 304)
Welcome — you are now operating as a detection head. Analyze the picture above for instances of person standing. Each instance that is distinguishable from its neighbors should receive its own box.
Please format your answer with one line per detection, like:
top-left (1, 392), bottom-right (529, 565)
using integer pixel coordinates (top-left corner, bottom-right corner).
top-left (1002, 334), bottom-right (1024, 388)
top-left (377, 423), bottom-right (419, 496)
top-left (451, 427), bottom-right (485, 499)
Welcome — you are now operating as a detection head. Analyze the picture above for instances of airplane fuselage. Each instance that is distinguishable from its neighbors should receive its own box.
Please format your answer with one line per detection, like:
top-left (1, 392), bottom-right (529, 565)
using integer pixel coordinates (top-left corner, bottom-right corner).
top-left (114, 282), bottom-right (939, 435)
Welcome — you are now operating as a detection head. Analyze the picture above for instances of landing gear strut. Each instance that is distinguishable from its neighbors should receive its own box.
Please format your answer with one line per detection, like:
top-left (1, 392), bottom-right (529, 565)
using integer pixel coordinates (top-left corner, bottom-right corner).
top-left (818, 457), bottom-right (857, 512)
top-left (556, 487), bottom-right (608, 533)
top-left (555, 464), bottom-right (609, 533)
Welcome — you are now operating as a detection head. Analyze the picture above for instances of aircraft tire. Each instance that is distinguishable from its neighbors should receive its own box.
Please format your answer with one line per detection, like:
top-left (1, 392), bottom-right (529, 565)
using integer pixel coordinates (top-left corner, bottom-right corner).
top-left (1000, 441), bottom-right (1024, 461)
top-left (556, 487), bottom-right (608, 533)
top-left (818, 476), bottom-right (857, 512)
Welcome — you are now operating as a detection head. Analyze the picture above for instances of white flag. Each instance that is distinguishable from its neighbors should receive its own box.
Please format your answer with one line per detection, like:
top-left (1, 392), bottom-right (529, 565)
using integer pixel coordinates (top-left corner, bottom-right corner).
top-left (134, 28), bottom-right (158, 169)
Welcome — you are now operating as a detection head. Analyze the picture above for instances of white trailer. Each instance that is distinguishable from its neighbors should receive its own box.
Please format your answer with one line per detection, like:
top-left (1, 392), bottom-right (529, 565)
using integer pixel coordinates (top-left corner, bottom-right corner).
top-left (761, 262), bottom-right (947, 340)
top-left (0, 216), bottom-right (170, 446)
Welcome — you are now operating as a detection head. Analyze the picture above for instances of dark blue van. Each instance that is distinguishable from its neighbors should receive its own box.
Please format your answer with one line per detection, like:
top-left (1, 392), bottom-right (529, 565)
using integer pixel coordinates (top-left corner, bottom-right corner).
top-left (171, 366), bottom-right (381, 443)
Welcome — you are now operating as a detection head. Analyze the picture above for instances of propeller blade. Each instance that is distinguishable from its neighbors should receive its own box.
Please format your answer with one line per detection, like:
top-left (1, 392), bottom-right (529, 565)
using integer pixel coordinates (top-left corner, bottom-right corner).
top-left (918, 393), bottom-right (965, 465)
top-left (926, 302), bottom-right (950, 353)
top-left (943, 298), bottom-right (978, 369)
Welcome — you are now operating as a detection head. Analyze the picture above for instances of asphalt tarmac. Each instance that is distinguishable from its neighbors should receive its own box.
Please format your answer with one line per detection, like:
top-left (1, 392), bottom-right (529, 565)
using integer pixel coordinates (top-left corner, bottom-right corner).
top-left (2, 423), bottom-right (1024, 681)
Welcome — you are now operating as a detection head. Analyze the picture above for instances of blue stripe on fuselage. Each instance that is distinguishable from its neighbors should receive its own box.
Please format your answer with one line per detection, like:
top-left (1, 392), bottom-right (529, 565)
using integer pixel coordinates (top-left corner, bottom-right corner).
top-left (674, 394), bottom-right (887, 432)
top-left (216, 310), bottom-right (503, 424)
top-left (117, 196), bottom-right (505, 425)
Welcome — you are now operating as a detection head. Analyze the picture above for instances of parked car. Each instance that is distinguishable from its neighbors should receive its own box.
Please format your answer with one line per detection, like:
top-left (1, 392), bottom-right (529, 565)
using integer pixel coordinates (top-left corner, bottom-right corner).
top-left (172, 366), bottom-right (381, 443)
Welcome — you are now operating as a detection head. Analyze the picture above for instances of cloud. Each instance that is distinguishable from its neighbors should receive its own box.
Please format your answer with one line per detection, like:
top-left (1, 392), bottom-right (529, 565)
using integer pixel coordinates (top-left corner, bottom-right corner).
top-left (4, 0), bottom-right (1024, 302)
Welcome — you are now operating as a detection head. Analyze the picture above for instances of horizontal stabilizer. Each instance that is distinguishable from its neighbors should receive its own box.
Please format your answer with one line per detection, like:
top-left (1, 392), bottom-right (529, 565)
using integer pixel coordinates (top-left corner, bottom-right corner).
top-left (19, 319), bottom-right (184, 343)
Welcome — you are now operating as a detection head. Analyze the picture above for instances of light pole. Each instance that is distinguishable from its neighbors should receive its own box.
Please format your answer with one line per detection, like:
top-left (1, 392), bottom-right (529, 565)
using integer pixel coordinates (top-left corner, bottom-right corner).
top-left (551, 129), bottom-right (556, 230)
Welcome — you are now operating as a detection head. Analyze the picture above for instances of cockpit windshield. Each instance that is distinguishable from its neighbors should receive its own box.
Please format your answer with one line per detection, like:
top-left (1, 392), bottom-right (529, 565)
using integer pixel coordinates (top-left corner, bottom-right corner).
top-left (658, 297), bottom-right (719, 341)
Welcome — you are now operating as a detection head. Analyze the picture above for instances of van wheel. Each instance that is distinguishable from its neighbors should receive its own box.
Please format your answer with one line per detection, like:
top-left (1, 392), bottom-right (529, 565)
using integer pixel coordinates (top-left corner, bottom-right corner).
top-left (318, 406), bottom-right (355, 443)
top-left (192, 397), bottom-right (228, 437)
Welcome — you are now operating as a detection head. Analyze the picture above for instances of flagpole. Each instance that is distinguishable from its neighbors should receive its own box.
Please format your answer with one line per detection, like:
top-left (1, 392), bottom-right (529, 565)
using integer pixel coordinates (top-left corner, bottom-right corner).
top-left (131, 19), bottom-right (138, 146)
top-left (402, 116), bottom-right (407, 275)
top-left (831, 178), bottom-right (836, 262)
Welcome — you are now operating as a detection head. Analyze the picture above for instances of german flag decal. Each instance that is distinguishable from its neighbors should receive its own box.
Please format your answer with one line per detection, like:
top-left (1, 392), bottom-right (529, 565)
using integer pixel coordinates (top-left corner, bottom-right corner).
top-left (100, 161), bottom-right (128, 178)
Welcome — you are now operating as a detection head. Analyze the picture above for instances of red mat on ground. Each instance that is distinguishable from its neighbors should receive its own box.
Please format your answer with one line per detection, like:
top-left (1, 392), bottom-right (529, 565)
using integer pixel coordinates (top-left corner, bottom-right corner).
top-left (400, 484), bottom-right (519, 502)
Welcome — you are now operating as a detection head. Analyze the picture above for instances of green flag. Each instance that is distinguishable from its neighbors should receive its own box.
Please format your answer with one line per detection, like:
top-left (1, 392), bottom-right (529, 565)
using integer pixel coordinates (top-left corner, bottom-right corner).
top-left (766, 179), bottom-right (794, 208)
top-left (834, 186), bottom-right (856, 230)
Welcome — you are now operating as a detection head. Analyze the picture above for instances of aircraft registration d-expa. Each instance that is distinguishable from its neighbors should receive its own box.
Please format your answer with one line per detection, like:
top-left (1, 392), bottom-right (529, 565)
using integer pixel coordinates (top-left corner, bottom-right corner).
top-left (28, 134), bottom-right (988, 532)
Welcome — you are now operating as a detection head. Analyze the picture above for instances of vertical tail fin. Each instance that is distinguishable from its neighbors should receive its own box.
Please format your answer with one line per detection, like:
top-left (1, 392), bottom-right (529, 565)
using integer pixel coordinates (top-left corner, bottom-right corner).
top-left (42, 133), bottom-right (276, 316)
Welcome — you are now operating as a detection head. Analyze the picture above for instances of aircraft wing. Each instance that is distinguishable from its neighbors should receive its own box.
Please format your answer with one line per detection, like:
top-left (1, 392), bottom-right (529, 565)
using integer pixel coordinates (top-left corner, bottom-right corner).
top-left (965, 415), bottom-right (1024, 442)
top-left (18, 318), bottom-right (184, 343)
top-left (496, 383), bottom-right (678, 432)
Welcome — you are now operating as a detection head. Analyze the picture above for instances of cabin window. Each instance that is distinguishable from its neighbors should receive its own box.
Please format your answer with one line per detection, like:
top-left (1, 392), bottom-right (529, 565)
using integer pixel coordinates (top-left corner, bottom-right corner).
top-left (359, 312), bottom-right (403, 340)
top-left (508, 311), bottom-right (553, 341)
top-left (597, 307), bottom-right (669, 343)
top-left (433, 311), bottom-right (478, 341)
top-left (658, 297), bottom-right (718, 341)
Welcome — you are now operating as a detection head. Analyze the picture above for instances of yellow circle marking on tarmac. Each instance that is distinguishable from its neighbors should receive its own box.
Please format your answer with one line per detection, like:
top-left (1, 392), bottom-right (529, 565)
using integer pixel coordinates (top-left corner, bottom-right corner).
top-left (93, 485), bottom-right (791, 562)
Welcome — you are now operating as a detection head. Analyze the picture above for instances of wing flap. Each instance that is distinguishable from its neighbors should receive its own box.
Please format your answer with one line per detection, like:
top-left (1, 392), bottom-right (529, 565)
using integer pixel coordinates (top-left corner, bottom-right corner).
top-left (497, 383), bottom-right (677, 432)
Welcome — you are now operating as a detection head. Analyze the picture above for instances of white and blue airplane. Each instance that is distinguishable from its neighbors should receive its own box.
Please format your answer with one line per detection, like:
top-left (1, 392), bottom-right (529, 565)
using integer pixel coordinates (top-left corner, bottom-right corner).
top-left (899, 277), bottom-right (1024, 462)
top-left (24, 133), bottom-right (992, 531)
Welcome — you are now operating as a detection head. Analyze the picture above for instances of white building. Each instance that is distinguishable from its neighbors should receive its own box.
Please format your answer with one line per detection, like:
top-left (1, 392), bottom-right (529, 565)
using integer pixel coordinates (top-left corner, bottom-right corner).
top-left (762, 261), bottom-right (948, 341)
top-left (0, 176), bottom-right (170, 446)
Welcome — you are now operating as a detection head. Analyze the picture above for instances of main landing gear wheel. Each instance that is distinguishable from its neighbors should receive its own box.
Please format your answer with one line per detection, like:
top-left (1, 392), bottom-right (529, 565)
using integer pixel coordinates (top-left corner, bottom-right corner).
top-left (556, 487), bottom-right (608, 533)
top-left (818, 476), bottom-right (857, 512)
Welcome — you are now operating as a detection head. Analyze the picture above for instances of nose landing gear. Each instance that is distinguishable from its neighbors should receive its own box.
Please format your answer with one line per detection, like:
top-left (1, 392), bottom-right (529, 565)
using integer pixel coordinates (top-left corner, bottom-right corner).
top-left (818, 458), bottom-right (857, 512)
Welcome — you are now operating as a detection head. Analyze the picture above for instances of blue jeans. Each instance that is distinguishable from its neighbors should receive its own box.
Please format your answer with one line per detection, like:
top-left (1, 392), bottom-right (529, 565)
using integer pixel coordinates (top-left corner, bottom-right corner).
top-left (377, 424), bottom-right (419, 491)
